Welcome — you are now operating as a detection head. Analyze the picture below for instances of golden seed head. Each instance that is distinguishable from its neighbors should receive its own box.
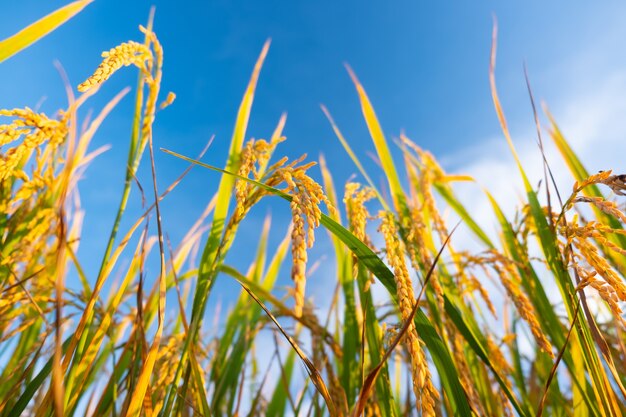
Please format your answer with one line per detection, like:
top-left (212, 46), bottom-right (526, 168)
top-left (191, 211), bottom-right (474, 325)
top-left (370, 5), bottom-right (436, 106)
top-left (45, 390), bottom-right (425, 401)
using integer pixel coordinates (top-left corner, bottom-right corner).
top-left (378, 211), bottom-right (438, 412)
top-left (600, 172), bottom-right (626, 196)
top-left (235, 141), bottom-right (256, 217)
top-left (574, 196), bottom-right (626, 223)
top-left (573, 170), bottom-right (613, 193)
top-left (257, 155), bottom-right (336, 316)
top-left (344, 182), bottom-right (375, 243)
top-left (78, 40), bottom-right (152, 92)
top-left (0, 108), bottom-right (67, 182)
top-left (488, 251), bottom-right (554, 358)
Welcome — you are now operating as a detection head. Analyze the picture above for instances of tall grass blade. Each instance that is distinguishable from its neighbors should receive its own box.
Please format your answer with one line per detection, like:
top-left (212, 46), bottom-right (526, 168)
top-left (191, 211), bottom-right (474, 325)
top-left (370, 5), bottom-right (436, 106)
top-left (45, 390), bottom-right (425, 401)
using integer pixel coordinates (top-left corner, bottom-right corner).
top-left (321, 106), bottom-right (389, 211)
top-left (0, 0), bottom-right (92, 63)
top-left (345, 66), bottom-right (407, 216)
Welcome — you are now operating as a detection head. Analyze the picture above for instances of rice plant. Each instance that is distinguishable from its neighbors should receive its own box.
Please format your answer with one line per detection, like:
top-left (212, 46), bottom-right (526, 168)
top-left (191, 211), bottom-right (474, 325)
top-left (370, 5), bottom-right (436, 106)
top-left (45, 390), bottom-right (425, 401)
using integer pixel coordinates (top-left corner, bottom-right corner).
top-left (1, 3), bottom-right (625, 416)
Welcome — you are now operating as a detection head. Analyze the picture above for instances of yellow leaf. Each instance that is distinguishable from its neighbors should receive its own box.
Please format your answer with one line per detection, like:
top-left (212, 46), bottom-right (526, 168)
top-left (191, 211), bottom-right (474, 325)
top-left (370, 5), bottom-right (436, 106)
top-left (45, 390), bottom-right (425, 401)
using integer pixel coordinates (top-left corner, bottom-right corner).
top-left (0, 0), bottom-right (93, 63)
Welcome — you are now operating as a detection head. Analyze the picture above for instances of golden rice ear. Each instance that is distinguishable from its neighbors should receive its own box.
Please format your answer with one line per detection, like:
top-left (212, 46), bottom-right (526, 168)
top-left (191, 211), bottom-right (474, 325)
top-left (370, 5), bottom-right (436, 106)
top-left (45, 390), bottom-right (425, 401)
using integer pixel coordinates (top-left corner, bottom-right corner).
top-left (572, 170), bottom-right (613, 194)
top-left (78, 41), bottom-right (152, 92)
top-left (378, 211), bottom-right (438, 415)
top-left (489, 252), bottom-right (555, 359)
top-left (290, 195), bottom-right (308, 317)
top-left (234, 140), bottom-right (256, 218)
top-left (344, 182), bottom-right (375, 244)
top-left (574, 196), bottom-right (626, 223)
top-left (268, 159), bottom-right (335, 317)
top-left (600, 173), bottom-right (626, 196)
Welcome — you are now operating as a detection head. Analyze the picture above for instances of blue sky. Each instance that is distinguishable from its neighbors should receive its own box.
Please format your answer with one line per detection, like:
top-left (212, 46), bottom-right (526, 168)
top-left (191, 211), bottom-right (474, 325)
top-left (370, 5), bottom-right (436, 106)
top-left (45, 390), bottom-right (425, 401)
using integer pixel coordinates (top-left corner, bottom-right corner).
top-left (3, 1), bottom-right (626, 320)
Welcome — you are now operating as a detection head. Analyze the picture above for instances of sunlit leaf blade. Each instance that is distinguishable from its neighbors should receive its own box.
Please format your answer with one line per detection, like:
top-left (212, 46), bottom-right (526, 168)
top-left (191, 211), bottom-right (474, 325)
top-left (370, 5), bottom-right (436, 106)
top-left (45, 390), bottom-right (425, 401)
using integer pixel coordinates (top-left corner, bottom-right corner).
top-left (355, 265), bottom-right (396, 417)
top-left (210, 219), bottom-right (272, 413)
top-left (235, 279), bottom-right (338, 416)
top-left (0, 0), bottom-right (93, 63)
top-left (345, 66), bottom-right (408, 216)
top-left (319, 157), bottom-right (360, 406)
top-left (62, 13), bottom-right (156, 412)
top-left (266, 349), bottom-right (297, 417)
top-left (321, 105), bottom-right (390, 211)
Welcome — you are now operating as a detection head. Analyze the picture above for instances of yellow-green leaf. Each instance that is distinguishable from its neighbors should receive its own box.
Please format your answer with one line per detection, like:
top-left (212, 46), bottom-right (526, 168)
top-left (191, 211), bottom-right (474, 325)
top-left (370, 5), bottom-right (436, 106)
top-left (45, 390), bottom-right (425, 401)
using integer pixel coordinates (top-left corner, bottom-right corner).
top-left (0, 0), bottom-right (93, 63)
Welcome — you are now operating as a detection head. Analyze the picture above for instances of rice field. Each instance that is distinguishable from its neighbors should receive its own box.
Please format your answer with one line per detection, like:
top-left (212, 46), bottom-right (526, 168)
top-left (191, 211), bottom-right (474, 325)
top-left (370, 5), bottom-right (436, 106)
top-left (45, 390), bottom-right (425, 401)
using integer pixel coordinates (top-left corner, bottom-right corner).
top-left (1, 2), bottom-right (626, 416)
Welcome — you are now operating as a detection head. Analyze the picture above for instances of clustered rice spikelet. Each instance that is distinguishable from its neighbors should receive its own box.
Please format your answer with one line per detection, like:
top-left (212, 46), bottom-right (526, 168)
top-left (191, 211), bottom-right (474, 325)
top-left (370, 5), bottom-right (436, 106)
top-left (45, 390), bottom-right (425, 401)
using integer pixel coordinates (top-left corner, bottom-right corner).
top-left (344, 182), bottom-right (376, 287)
top-left (564, 223), bottom-right (626, 325)
top-left (153, 333), bottom-right (207, 410)
top-left (290, 195), bottom-right (308, 317)
top-left (574, 196), bottom-right (626, 223)
top-left (462, 251), bottom-right (554, 358)
top-left (561, 174), bottom-right (626, 327)
top-left (235, 140), bottom-right (256, 217)
top-left (600, 173), bottom-right (626, 196)
top-left (0, 108), bottom-right (67, 183)
top-left (486, 334), bottom-right (513, 378)
top-left (274, 162), bottom-right (334, 316)
top-left (486, 337), bottom-right (515, 416)
top-left (234, 137), bottom-right (284, 218)
top-left (379, 211), bottom-right (438, 415)
top-left (487, 331), bottom-right (516, 416)
top-left (343, 182), bottom-right (375, 244)
top-left (461, 273), bottom-right (497, 317)
top-left (571, 170), bottom-right (614, 194)
top-left (401, 139), bottom-right (455, 311)
top-left (0, 108), bottom-right (68, 273)
top-left (486, 251), bottom-right (555, 358)
top-left (232, 150), bottom-right (334, 317)
top-left (445, 321), bottom-right (485, 415)
top-left (455, 252), bottom-right (498, 317)
top-left (77, 40), bottom-right (152, 92)
top-left (415, 149), bottom-right (448, 242)
top-left (404, 207), bottom-right (445, 309)
top-left (574, 262), bottom-right (626, 327)
top-left (573, 170), bottom-right (626, 196)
